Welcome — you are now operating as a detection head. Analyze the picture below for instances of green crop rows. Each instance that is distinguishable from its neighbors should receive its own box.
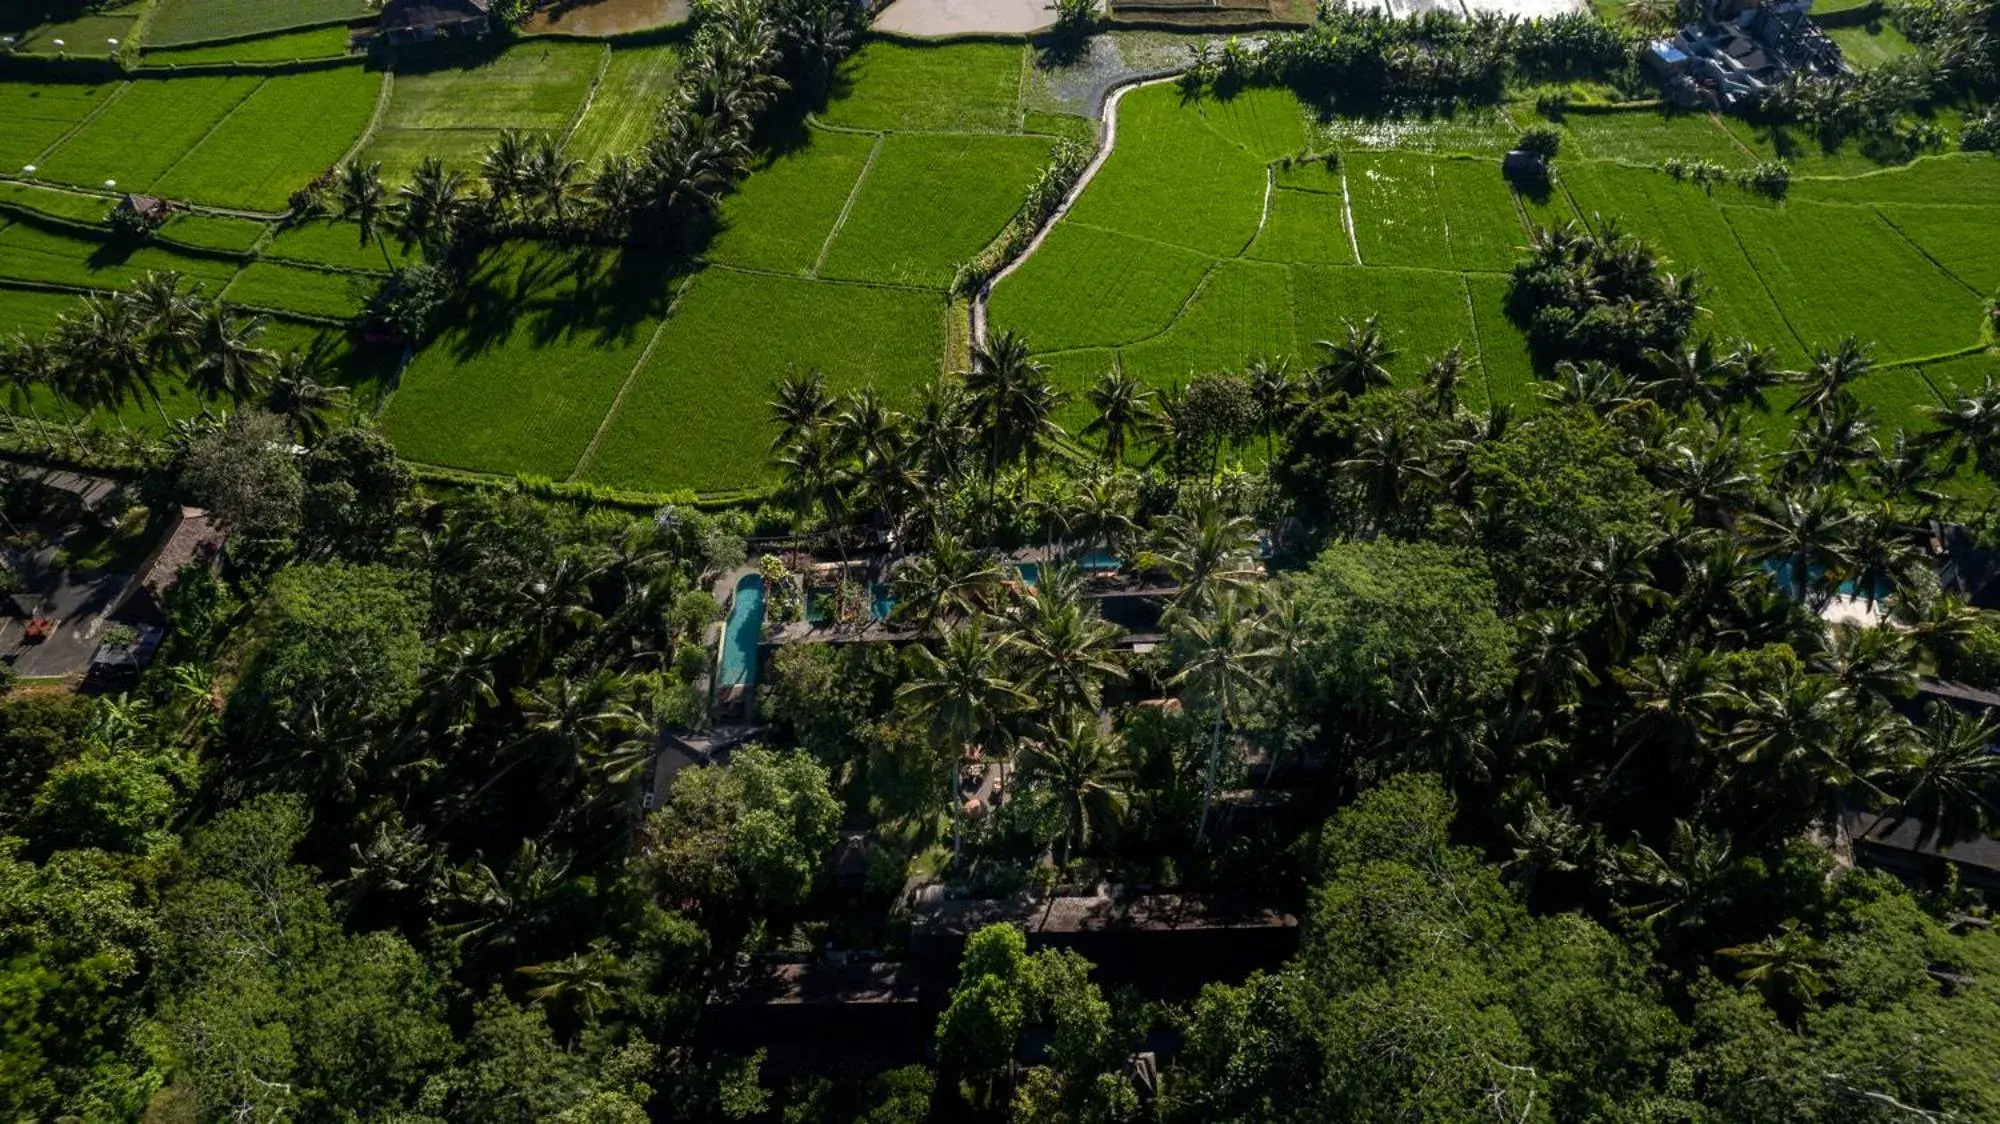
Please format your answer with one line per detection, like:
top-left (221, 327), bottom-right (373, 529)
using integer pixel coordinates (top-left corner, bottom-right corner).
top-left (565, 44), bottom-right (680, 165)
top-left (368, 42), bottom-right (603, 183)
top-left (146, 0), bottom-right (369, 48)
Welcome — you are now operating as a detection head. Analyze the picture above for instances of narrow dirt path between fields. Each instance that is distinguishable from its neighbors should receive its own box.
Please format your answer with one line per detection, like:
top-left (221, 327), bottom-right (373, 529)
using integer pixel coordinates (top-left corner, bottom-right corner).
top-left (970, 67), bottom-right (1185, 349)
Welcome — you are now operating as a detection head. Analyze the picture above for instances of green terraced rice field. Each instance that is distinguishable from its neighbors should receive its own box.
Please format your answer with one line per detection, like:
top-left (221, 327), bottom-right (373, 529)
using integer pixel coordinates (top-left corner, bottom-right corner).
top-left (152, 69), bottom-right (383, 211)
top-left (565, 44), bottom-right (679, 163)
top-left (1921, 353), bottom-right (2000, 400)
top-left (1248, 184), bottom-right (1355, 266)
top-left (1117, 259), bottom-right (1297, 386)
top-left (1193, 87), bottom-right (1312, 161)
top-left (221, 262), bottom-right (369, 319)
top-left (1557, 109), bottom-right (1749, 165)
top-left (1346, 152), bottom-right (1528, 271)
top-left (0, 286), bottom-right (86, 338)
top-left (818, 42), bottom-right (1025, 134)
top-left (0, 221), bottom-right (241, 291)
top-left (140, 25), bottom-right (355, 63)
top-left (146, 0), bottom-right (368, 47)
top-left (379, 243), bottom-right (676, 480)
top-left (7, 4), bottom-right (140, 56)
top-left (0, 182), bottom-right (114, 225)
top-left (158, 213), bottom-right (269, 254)
top-left (577, 269), bottom-right (946, 493)
top-left (1290, 264), bottom-right (1481, 383)
top-left (1312, 106), bottom-right (1518, 157)
top-left (819, 133), bottom-right (1053, 288)
top-left (1787, 154), bottom-right (2000, 204)
top-left (707, 128), bottom-right (876, 274)
top-left (1724, 201), bottom-right (1986, 360)
top-left (264, 220), bottom-right (405, 273)
top-left (368, 42), bottom-right (602, 181)
top-left (1876, 205), bottom-right (2000, 296)
top-left (1064, 85), bottom-right (1266, 258)
top-left (35, 75), bottom-right (260, 191)
top-left (0, 81), bottom-right (121, 171)
top-left (989, 224), bottom-right (1215, 352)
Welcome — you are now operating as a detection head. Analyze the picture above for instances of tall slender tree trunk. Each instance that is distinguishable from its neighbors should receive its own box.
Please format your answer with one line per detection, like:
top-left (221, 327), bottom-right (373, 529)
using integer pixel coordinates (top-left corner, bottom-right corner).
top-left (1194, 707), bottom-right (1225, 850)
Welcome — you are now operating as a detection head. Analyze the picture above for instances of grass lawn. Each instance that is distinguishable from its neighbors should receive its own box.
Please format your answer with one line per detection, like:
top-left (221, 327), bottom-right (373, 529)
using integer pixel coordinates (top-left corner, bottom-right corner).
top-left (565, 44), bottom-right (678, 164)
top-left (153, 69), bottom-right (383, 211)
top-left (1117, 259), bottom-right (1296, 386)
top-left (988, 223), bottom-right (1214, 352)
top-left (0, 81), bottom-right (123, 171)
top-left (36, 75), bottom-right (260, 193)
top-left (577, 269), bottom-right (945, 493)
top-left (221, 262), bottom-right (370, 319)
top-left (1875, 205), bottom-right (2000, 296)
top-left (140, 25), bottom-right (355, 63)
top-left (1827, 21), bottom-right (1916, 67)
top-left (1724, 200), bottom-right (1987, 361)
top-left (264, 219), bottom-right (405, 273)
top-left (147, 0), bottom-right (368, 47)
top-left (820, 133), bottom-right (1052, 289)
top-left (818, 41), bottom-right (1025, 134)
top-left (707, 128), bottom-right (877, 275)
top-left (0, 221), bottom-right (241, 291)
top-left (380, 243), bottom-right (675, 480)
top-left (369, 41), bottom-right (602, 181)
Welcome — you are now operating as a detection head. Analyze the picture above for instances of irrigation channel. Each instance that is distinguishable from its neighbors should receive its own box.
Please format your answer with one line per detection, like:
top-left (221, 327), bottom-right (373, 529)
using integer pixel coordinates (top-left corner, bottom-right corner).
top-left (969, 67), bottom-right (1187, 349)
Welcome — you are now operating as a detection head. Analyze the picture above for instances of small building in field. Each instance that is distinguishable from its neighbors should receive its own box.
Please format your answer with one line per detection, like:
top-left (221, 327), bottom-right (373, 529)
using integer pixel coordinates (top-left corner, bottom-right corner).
top-left (378, 0), bottom-right (493, 44)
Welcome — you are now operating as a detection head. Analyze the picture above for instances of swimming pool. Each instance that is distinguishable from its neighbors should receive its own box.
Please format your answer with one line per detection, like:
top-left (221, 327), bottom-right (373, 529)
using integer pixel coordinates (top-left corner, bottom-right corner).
top-left (803, 583), bottom-right (897, 624)
top-left (1016, 550), bottom-right (1121, 587)
top-left (719, 572), bottom-right (765, 689)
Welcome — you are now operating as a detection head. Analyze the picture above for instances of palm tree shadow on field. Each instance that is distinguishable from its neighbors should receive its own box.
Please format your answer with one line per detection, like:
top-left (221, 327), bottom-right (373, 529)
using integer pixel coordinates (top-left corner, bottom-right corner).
top-left (442, 244), bottom-right (689, 364)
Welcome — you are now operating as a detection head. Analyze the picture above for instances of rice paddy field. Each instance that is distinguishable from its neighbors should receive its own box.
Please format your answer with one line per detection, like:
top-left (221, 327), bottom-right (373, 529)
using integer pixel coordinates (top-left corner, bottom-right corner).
top-left (989, 80), bottom-right (2000, 440)
top-left (1, 32), bottom-right (1997, 496)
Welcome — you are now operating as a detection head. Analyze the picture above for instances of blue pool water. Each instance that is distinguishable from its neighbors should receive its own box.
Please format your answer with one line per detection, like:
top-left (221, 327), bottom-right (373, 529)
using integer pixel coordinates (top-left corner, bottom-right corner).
top-left (719, 573), bottom-right (765, 689)
top-left (1764, 558), bottom-right (1892, 601)
top-left (1016, 551), bottom-right (1120, 588)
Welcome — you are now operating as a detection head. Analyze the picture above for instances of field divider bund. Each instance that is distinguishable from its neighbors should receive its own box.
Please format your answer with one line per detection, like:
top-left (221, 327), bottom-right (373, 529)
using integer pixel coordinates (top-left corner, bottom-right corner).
top-left (970, 67), bottom-right (1185, 349)
top-left (337, 65), bottom-right (397, 174)
top-left (31, 80), bottom-right (134, 167)
top-left (1337, 161), bottom-right (1360, 265)
top-left (559, 44), bottom-right (616, 153)
top-left (1871, 207), bottom-right (1990, 303)
top-left (698, 260), bottom-right (938, 295)
top-left (812, 134), bottom-right (885, 278)
top-left (567, 281), bottom-right (694, 482)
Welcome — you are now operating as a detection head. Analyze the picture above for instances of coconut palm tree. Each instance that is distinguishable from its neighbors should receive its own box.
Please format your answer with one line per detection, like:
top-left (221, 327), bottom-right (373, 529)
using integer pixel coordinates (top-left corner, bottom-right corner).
top-left (0, 333), bottom-right (63, 450)
top-left (585, 152), bottom-right (648, 238)
top-left (1017, 716), bottom-right (1133, 863)
top-left (965, 329), bottom-right (1065, 493)
top-left (1576, 534), bottom-right (1667, 660)
top-left (1420, 346), bottom-right (1467, 418)
top-left (264, 349), bottom-right (352, 444)
top-left (1336, 417), bottom-right (1439, 533)
top-left (1838, 502), bottom-right (1923, 610)
top-left (1642, 337), bottom-right (1731, 416)
top-left (480, 128), bottom-right (536, 223)
top-left (523, 135), bottom-right (585, 231)
top-left (769, 368), bottom-right (836, 453)
top-left (1718, 921), bottom-right (1828, 1007)
top-left (1153, 488), bottom-right (1260, 615)
top-left (1005, 562), bottom-right (1126, 722)
top-left (1168, 592), bottom-right (1275, 849)
top-left (335, 160), bottom-right (397, 271)
top-left (518, 937), bottom-right (627, 1029)
top-left (1742, 490), bottom-right (1855, 603)
top-left (890, 532), bottom-right (1003, 627)
top-left (774, 419), bottom-right (852, 553)
top-left (395, 156), bottom-right (471, 260)
top-left (126, 269), bottom-right (202, 375)
top-left (907, 376), bottom-right (974, 491)
top-left (1930, 375), bottom-right (2000, 480)
top-left (55, 295), bottom-right (156, 424)
top-left (897, 618), bottom-right (1031, 868)
top-left (1081, 364), bottom-right (1154, 467)
top-left (186, 303), bottom-right (272, 405)
top-left (1873, 703), bottom-right (2000, 849)
top-left (1789, 335), bottom-right (1871, 415)
top-left (1057, 470), bottom-right (1137, 562)
top-left (1310, 314), bottom-right (1396, 399)
top-left (1246, 353), bottom-right (1298, 453)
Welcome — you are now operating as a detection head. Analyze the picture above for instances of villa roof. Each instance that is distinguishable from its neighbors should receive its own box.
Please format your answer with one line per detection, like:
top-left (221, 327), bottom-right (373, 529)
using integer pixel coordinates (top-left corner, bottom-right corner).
top-left (107, 506), bottom-right (224, 626)
top-left (379, 0), bottom-right (491, 29)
